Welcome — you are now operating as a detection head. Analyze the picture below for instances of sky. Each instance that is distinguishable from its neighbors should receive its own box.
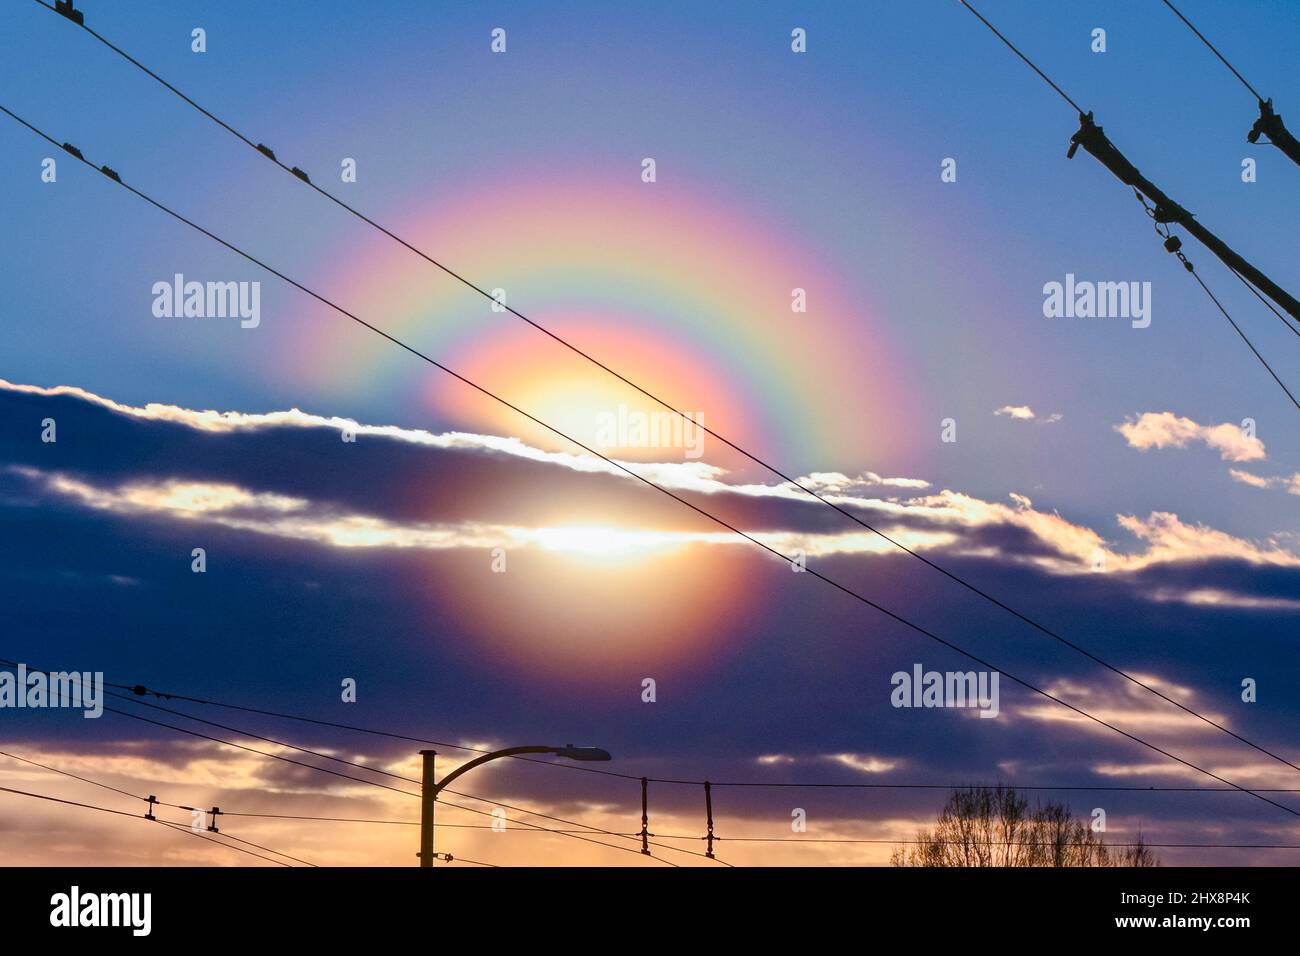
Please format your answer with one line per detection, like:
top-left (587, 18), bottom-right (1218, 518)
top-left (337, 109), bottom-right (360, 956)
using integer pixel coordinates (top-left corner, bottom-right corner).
top-left (0, 0), bottom-right (1298, 867)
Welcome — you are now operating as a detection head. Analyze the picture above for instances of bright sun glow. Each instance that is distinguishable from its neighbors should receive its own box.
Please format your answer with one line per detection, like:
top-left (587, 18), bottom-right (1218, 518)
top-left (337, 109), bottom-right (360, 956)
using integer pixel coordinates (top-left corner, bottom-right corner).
top-left (533, 525), bottom-right (690, 559)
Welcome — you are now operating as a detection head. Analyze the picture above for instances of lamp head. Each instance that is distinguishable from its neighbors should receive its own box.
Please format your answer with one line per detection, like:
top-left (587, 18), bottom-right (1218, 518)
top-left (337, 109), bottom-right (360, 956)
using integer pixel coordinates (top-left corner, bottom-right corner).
top-left (554, 744), bottom-right (612, 762)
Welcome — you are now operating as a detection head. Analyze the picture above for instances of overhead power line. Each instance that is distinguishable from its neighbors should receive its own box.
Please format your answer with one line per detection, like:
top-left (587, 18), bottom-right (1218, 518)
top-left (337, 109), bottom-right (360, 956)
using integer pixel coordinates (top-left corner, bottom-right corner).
top-left (108, 702), bottom-right (692, 865)
top-left (653, 833), bottom-right (1300, 850)
top-left (101, 690), bottom-right (719, 864)
top-left (1131, 190), bottom-right (1300, 410)
top-left (100, 688), bottom-right (696, 860)
top-left (105, 688), bottom-right (423, 786)
top-left (5, 745), bottom-right (1290, 865)
top-left (958, 0), bottom-right (1300, 409)
top-left (4, 776), bottom-right (1286, 865)
top-left (959, 0), bottom-right (1300, 326)
top-left (14, 728), bottom-right (1300, 810)
top-left (0, 784), bottom-right (296, 866)
top-left (25, 0), bottom-right (1296, 783)
top-left (0, 747), bottom-right (142, 801)
top-left (2, 738), bottom-right (668, 865)
top-left (1190, 263), bottom-right (1299, 409)
top-left (435, 853), bottom-right (498, 867)
top-left (104, 702), bottom-right (424, 798)
top-left (0, 748), bottom-right (320, 865)
top-left (17, 654), bottom-right (1300, 796)
top-left (955, 0), bottom-right (1083, 112)
top-left (102, 687), bottom-right (693, 858)
top-left (1067, 110), bottom-right (1300, 328)
top-left (2, 108), bottom-right (1298, 827)
top-left (437, 795), bottom-right (683, 866)
top-left (1229, 267), bottom-right (1300, 339)
top-left (1160, 0), bottom-right (1264, 101)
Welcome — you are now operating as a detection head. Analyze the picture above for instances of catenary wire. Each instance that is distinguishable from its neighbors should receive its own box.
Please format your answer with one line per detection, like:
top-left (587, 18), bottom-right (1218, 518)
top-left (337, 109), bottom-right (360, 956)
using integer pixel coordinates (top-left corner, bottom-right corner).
top-left (25, 0), bottom-right (1298, 783)
top-left (2, 104), bottom-right (1299, 825)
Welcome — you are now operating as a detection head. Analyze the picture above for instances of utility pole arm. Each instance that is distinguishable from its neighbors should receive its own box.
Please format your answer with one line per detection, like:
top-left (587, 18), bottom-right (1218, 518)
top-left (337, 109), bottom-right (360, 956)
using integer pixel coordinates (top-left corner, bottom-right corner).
top-left (1249, 99), bottom-right (1300, 169)
top-left (429, 746), bottom-right (557, 798)
top-left (1068, 112), bottom-right (1300, 324)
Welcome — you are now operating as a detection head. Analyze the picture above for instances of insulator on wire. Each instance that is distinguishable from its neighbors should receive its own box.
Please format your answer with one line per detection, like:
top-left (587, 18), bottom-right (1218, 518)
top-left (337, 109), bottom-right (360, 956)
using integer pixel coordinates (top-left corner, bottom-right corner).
top-left (54, 1), bottom-right (84, 26)
top-left (640, 777), bottom-right (650, 855)
top-left (704, 781), bottom-right (715, 859)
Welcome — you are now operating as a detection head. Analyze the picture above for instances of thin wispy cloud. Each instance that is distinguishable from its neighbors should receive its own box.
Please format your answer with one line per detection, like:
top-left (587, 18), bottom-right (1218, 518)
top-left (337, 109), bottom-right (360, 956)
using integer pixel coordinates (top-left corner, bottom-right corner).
top-left (994, 405), bottom-right (1061, 424)
top-left (1115, 412), bottom-right (1265, 462)
top-left (1229, 468), bottom-right (1300, 494)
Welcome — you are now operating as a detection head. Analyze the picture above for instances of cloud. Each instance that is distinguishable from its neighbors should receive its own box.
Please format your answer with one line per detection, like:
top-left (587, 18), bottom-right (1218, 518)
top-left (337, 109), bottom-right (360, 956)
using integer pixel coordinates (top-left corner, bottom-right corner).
top-left (1149, 587), bottom-right (1300, 612)
top-left (8, 462), bottom-right (962, 561)
top-left (4, 380), bottom-right (1296, 619)
top-left (1115, 412), bottom-right (1265, 462)
top-left (994, 405), bottom-right (1035, 420)
top-left (1115, 512), bottom-right (1300, 569)
top-left (1229, 468), bottom-right (1271, 489)
top-left (797, 471), bottom-right (931, 493)
top-left (826, 753), bottom-right (898, 774)
top-left (994, 405), bottom-right (1062, 424)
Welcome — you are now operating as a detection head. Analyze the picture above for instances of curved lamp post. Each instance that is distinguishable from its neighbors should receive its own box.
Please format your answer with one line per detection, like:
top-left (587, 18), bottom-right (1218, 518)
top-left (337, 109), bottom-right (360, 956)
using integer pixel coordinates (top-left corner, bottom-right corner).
top-left (419, 745), bottom-right (612, 867)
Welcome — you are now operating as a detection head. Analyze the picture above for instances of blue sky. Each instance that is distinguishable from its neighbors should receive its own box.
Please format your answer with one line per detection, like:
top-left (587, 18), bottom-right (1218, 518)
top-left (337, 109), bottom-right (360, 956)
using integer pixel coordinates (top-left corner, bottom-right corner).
top-left (1, 1), bottom-right (1298, 866)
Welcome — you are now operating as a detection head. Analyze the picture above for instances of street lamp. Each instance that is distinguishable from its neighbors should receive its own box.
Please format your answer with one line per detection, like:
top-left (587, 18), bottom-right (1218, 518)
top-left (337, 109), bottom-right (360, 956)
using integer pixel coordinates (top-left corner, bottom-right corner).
top-left (418, 744), bottom-right (612, 867)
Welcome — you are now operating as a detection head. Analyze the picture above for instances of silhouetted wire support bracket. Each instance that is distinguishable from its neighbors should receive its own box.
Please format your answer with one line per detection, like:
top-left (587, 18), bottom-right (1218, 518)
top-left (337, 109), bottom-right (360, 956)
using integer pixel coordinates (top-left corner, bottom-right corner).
top-left (131, 683), bottom-right (175, 701)
top-left (1157, 3), bottom-right (1297, 165)
top-left (1249, 99), bottom-right (1300, 167)
top-left (53, 0), bottom-right (82, 26)
top-left (1068, 111), bottom-right (1300, 325)
top-left (704, 781), bottom-right (715, 859)
top-left (1133, 189), bottom-right (1195, 273)
top-left (144, 794), bottom-right (157, 821)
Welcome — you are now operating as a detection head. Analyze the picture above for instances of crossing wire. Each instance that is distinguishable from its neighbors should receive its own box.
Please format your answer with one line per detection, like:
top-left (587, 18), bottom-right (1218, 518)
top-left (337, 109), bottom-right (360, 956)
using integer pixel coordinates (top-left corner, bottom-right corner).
top-left (1160, 0), bottom-right (1265, 102)
top-left (0, 784), bottom-right (295, 865)
top-left (955, 0), bottom-right (1083, 112)
top-left (0, 738), bottom-right (676, 866)
top-left (17, 656), bottom-right (1300, 794)
top-left (655, 833), bottom-right (1300, 850)
top-left (16, 656), bottom-right (1300, 794)
top-left (25, 0), bottom-right (1300, 781)
top-left (2, 105), bottom-right (1299, 827)
top-left (961, 0), bottom-right (1299, 412)
top-left (15, 740), bottom-right (1300, 855)
top-left (104, 693), bottom-right (719, 863)
top-left (104, 691), bottom-right (706, 863)
top-left (1, 746), bottom-right (1284, 862)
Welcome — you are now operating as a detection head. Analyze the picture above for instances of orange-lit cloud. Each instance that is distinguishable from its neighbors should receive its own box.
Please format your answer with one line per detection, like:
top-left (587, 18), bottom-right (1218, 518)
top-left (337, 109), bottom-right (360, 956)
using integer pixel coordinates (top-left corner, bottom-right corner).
top-left (1115, 412), bottom-right (1265, 462)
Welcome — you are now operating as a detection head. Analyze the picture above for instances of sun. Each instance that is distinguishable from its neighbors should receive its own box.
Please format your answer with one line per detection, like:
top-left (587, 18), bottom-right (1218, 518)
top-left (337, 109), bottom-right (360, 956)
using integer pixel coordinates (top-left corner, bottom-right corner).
top-left (533, 524), bottom-right (693, 560)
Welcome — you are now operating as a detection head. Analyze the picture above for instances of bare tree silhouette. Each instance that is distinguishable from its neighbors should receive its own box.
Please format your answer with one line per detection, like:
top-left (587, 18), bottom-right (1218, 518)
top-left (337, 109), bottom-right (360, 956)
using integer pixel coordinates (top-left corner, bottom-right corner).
top-left (890, 785), bottom-right (1160, 867)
